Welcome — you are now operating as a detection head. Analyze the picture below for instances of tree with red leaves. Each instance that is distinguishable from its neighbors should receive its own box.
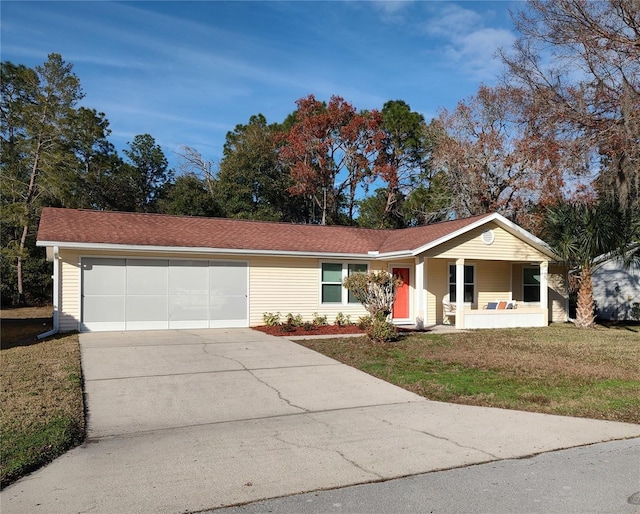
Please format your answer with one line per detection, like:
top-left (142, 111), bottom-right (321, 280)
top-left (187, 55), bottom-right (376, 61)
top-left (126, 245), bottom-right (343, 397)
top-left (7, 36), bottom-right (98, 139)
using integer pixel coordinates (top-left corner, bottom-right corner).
top-left (278, 95), bottom-right (386, 225)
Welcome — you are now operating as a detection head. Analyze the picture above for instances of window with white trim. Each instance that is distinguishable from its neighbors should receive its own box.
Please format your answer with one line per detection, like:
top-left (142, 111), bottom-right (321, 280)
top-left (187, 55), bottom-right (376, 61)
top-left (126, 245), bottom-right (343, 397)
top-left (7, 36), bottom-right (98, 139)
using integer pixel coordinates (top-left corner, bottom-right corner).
top-left (523, 267), bottom-right (541, 303)
top-left (448, 264), bottom-right (475, 303)
top-left (321, 262), bottom-right (368, 304)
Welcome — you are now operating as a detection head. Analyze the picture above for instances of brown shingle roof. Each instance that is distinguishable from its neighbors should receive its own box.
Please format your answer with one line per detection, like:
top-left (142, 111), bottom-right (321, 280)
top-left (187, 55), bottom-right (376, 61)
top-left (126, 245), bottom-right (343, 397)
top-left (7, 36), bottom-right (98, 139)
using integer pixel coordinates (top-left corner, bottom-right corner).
top-left (37, 208), bottom-right (492, 256)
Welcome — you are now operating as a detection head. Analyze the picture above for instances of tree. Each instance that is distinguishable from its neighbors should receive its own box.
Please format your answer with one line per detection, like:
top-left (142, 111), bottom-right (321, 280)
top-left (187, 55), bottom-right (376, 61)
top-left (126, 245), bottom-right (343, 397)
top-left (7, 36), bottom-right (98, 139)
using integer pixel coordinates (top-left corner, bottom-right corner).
top-left (401, 170), bottom-right (452, 226)
top-left (156, 173), bottom-right (221, 217)
top-left (119, 134), bottom-right (173, 212)
top-left (343, 270), bottom-right (401, 342)
top-left (374, 101), bottom-right (446, 227)
top-left (63, 107), bottom-right (117, 209)
top-left (357, 188), bottom-right (406, 229)
top-left (217, 114), bottom-right (305, 221)
top-left (1, 54), bottom-right (85, 304)
top-left (503, 0), bottom-right (640, 210)
top-left (177, 145), bottom-right (216, 197)
top-left (433, 85), bottom-right (567, 230)
top-left (542, 199), bottom-right (636, 328)
top-left (278, 95), bottom-right (386, 225)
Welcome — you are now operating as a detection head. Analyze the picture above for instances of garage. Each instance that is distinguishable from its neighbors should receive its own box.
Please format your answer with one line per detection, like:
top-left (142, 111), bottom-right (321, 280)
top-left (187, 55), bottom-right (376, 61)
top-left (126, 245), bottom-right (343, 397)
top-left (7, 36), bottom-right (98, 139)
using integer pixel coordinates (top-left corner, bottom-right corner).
top-left (81, 258), bottom-right (248, 331)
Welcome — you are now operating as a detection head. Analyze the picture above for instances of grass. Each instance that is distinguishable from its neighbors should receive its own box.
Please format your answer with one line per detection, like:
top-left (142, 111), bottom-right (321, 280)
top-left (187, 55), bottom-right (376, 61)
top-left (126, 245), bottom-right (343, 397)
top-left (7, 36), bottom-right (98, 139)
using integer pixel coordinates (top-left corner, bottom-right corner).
top-left (296, 323), bottom-right (640, 424)
top-left (1, 307), bottom-right (84, 488)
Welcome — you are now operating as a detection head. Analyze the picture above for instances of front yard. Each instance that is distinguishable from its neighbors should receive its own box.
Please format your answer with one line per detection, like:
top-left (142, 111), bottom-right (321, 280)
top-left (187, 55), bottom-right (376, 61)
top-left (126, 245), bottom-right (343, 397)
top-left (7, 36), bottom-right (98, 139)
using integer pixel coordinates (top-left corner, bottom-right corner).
top-left (1, 310), bottom-right (638, 488)
top-left (1, 307), bottom-right (84, 488)
top-left (295, 323), bottom-right (640, 424)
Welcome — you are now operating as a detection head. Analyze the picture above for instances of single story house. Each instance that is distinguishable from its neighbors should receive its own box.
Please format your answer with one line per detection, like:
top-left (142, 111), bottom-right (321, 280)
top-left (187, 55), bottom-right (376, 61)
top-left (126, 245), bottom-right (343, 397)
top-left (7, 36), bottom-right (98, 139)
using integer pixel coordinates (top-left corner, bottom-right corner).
top-left (36, 207), bottom-right (568, 333)
top-left (592, 253), bottom-right (640, 321)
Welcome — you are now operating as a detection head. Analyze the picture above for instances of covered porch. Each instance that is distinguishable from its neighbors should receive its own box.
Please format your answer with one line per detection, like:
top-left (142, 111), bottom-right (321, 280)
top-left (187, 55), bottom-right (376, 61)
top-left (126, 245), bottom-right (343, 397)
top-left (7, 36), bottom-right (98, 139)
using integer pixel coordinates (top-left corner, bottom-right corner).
top-left (402, 219), bottom-right (567, 331)
top-left (444, 258), bottom-right (549, 330)
top-left (411, 256), bottom-right (566, 330)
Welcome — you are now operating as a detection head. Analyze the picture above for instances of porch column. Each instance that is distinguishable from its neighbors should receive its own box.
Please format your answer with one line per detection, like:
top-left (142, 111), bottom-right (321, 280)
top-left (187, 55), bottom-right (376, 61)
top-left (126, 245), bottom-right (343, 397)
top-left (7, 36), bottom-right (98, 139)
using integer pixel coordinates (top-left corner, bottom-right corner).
top-left (415, 256), bottom-right (425, 329)
top-left (540, 260), bottom-right (549, 325)
top-left (456, 258), bottom-right (465, 329)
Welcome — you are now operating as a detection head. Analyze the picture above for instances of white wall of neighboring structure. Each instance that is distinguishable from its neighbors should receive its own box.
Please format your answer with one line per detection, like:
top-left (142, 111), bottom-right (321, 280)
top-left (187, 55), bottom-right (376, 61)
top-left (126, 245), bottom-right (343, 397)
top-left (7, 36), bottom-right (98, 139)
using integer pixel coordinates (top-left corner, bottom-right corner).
top-left (592, 257), bottom-right (640, 320)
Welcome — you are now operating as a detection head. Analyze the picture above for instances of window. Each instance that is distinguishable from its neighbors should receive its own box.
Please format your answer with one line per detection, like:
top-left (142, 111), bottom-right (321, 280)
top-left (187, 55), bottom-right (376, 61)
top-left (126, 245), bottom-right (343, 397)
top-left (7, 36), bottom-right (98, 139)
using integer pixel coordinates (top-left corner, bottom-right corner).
top-left (321, 262), bottom-right (368, 304)
top-left (321, 263), bottom-right (343, 303)
top-left (448, 264), bottom-right (475, 303)
top-left (523, 267), bottom-right (541, 303)
top-left (347, 263), bottom-right (367, 303)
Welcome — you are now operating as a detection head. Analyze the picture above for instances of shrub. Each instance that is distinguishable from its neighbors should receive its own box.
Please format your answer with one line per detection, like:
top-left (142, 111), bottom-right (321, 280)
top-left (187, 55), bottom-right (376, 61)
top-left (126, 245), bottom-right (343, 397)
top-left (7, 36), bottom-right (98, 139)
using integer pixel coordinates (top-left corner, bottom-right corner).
top-left (357, 315), bottom-right (373, 330)
top-left (366, 318), bottom-right (398, 343)
top-left (312, 312), bottom-right (328, 326)
top-left (303, 321), bottom-right (315, 331)
top-left (263, 312), bottom-right (281, 326)
top-left (285, 313), bottom-right (304, 327)
top-left (343, 270), bottom-right (402, 320)
top-left (279, 323), bottom-right (295, 333)
top-left (334, 312), bottom-right (351, 326)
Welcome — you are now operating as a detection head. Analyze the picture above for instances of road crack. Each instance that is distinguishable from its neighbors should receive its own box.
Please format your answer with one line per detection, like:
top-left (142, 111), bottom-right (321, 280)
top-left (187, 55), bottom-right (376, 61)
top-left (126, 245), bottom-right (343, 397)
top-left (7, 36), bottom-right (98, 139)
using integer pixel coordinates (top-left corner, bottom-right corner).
top-left (273, 427), bottom-right (384, 480)
top-left (373, 415), bottom-right (501, 460)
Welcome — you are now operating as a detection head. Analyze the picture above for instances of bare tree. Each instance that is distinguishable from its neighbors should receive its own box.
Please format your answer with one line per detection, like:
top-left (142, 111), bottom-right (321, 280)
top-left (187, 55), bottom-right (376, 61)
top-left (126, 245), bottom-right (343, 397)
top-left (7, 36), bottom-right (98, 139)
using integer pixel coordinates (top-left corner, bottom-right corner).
top-left (433, 85), bottom-right (567, 230)
top-left (177, 145), bottom-right (217, 196)
top-left (502, 0), bottom-right (640, 207)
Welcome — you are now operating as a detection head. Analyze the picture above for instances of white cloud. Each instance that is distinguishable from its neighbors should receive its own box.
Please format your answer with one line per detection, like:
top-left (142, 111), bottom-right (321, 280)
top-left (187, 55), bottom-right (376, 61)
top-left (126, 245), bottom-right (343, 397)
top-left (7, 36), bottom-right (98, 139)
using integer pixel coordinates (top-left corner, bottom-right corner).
top-left (424, 3), bottom-right (482, 37)
top-left (443, 27), bottom-right (516, 81)
top-left (422, 3), bottom-right (515, 81)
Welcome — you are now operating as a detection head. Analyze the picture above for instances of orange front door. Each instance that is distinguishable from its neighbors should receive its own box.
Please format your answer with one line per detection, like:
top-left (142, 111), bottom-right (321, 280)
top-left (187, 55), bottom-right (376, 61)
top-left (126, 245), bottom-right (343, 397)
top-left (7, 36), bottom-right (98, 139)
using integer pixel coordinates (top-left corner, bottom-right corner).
top-left (392, 267), bottom-right (410, 319)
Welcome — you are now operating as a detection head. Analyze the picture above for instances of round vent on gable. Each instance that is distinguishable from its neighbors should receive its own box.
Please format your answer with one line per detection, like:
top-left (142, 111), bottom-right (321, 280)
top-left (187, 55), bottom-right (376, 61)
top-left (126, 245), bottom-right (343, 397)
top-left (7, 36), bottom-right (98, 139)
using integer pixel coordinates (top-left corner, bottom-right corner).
top-left (481, 229), bottom-right (495, 245)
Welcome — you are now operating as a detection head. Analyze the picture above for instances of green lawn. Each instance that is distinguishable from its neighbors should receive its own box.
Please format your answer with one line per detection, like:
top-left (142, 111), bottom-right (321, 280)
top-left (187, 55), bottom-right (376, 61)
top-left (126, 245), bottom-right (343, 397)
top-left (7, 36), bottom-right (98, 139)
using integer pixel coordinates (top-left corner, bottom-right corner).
top-left (1, 307), bottom-right (84, 488)
top-left (295, 323), bottom-right (640, 424)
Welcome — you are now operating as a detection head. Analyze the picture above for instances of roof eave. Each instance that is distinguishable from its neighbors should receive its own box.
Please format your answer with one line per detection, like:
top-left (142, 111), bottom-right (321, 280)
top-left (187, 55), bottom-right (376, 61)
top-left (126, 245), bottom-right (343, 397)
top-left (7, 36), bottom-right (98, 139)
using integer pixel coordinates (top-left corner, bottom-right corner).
top-left (409, 213), bottom-right (496, 256)
top-left (375, 251), bottom-right (415, 260)
top-left (35, 240), bottom-right (379, 260)
top-left (490, 213), bottom-right (560, 260)
top-left (409, 213), bottom-right (559, 260)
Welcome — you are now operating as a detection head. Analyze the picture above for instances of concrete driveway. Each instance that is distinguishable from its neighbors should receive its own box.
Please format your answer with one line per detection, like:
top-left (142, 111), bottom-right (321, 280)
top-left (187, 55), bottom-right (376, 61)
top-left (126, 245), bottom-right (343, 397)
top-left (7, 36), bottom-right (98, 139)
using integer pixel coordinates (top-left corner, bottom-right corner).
top-left (3, 329), bottom-right (640, 513)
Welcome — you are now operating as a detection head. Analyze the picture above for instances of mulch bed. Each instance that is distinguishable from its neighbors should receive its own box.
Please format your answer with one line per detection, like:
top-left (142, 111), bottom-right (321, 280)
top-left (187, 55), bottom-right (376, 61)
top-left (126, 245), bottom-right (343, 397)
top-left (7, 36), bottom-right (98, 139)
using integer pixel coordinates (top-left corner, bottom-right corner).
top-left (253, 324), bottom-right (426, 337)
top-left (253, 324), bottom-right (366, 337)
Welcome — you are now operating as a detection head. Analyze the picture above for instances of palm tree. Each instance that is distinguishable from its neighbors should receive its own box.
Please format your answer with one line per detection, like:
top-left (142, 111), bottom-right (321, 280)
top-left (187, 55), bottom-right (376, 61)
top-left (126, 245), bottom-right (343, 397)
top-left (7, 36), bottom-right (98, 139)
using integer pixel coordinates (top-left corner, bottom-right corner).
top-left (542, 200), bottom-right (638, 328)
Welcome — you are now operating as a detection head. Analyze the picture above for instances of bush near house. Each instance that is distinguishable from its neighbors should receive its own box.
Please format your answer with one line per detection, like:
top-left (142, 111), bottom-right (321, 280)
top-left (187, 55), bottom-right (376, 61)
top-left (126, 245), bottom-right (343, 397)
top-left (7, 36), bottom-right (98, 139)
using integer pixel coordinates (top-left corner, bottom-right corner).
top-left (343, 270), bottom-right (401, 343)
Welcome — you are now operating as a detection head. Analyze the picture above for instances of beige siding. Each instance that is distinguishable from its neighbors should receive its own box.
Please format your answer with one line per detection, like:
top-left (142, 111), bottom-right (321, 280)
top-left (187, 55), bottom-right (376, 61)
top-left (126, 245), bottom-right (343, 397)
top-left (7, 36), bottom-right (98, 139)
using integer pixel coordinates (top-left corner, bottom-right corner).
top-left (549, 265), bottom-right (568, 323)
top-left (56, 244), bottom-right (566, 331)
top-left (424, 223), bottom-right (549, 262)
top-left (426, 259), bottom-right (448, 325)
top-left (476, 261), bottom-right (512, 307)
top-left (59, 250), bottom-right (81, 332)
top-left (250, 256), bottom-right (384, 326)
top-left (249, 256), bottom-right (319, 325)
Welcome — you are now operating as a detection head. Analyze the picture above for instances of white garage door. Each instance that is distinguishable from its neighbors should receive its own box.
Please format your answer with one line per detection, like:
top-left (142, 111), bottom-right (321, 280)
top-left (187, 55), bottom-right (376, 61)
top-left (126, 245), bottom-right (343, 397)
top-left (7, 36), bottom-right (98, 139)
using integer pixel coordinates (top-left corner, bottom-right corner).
top-left (81, 258), bottom-right (248, 331)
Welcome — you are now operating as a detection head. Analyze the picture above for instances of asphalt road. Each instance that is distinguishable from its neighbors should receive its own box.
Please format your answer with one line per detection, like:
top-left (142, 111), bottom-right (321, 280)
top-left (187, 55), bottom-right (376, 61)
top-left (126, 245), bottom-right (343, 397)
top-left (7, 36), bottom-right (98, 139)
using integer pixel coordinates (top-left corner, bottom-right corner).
top-left (213, 437), bottom-right (640, 514)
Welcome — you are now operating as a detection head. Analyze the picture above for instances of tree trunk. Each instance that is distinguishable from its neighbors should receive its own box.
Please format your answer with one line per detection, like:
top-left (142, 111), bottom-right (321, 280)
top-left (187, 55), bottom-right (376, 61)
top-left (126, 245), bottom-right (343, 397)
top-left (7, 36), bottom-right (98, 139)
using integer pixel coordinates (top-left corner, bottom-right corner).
top-left (17, 139), bottom-right (42, 305)
top-left (575, 266), bottom-right (596, 329)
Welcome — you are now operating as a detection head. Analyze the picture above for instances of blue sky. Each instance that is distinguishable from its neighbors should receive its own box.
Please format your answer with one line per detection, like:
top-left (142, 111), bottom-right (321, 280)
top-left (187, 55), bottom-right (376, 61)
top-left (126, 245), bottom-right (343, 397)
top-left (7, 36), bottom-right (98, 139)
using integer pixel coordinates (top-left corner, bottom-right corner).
top-left (2, 1), bottom-right (520, 169)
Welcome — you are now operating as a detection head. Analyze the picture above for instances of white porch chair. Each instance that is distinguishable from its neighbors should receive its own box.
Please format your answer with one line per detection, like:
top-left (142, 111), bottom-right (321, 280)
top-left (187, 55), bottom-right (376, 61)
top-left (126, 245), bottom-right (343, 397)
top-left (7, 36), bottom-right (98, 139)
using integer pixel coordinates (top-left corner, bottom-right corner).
top-left (442, 293), bottom-right (456, 325)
